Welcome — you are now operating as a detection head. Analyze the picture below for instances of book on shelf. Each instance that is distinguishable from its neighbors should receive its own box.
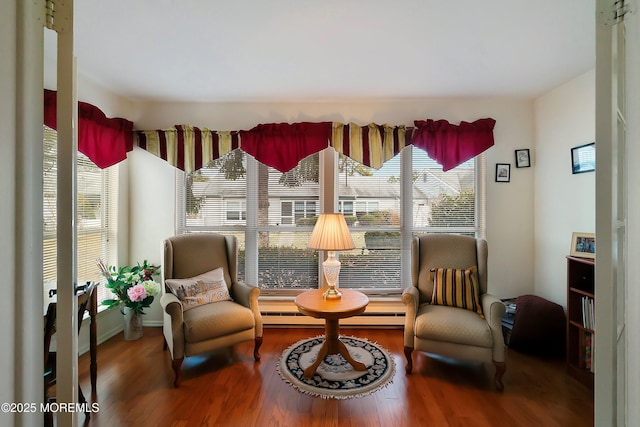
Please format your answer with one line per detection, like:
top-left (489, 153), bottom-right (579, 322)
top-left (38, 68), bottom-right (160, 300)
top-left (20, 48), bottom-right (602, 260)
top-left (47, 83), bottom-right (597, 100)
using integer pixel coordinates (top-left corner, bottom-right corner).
top-left (581, 296), bottom-right (595, 330)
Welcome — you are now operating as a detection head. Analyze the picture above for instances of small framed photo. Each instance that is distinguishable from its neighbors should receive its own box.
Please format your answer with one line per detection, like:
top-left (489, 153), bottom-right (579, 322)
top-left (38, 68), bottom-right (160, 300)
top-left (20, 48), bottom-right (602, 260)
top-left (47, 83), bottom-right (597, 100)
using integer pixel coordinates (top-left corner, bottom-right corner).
top-left (495, 163), bottom-right (511, 182)
top-left (515, 149), bottom-right (531, 168)
top-left (570, 232), bottom-right (595, 259)
top-left (571, 142), bottom-right (595, 174)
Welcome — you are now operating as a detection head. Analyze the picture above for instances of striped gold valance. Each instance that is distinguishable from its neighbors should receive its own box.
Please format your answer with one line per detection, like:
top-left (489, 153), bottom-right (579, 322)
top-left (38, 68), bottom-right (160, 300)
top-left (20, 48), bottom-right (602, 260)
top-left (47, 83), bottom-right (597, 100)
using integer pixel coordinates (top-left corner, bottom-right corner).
top-left (134, 118), bottom-right (495, 174)
top-left (331, 123), bottom-right (409, 169)
top-left (134, 125), bottom-right (240, 173)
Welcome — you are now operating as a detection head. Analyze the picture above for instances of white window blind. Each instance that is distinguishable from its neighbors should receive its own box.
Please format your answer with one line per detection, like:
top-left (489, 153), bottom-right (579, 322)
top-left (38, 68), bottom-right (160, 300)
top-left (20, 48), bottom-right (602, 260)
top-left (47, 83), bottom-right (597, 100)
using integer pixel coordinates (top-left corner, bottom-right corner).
top-left (180, 149), bottom-right (248, 282)
top-left (256, 153), bottom-right (319, 291)
top-left (412, 149), bottom-right (480, 236)
top-left (43, 126), bottom-right (117, 305)
top-left (337, 153), bottom-right (401, 291)
top-left (177, 146), bottom-right (485, 295)
top-left (185, 149), bottom-right (247, 229)
top-left (179, 150), bottom-right (320, 290)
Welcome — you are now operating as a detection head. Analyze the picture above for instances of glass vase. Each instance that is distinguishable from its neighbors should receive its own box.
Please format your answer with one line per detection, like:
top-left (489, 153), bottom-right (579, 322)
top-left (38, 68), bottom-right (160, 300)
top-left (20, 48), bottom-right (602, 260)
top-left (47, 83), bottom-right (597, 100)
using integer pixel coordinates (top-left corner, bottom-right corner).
top-left (123, 307), bottom-right (143, 341)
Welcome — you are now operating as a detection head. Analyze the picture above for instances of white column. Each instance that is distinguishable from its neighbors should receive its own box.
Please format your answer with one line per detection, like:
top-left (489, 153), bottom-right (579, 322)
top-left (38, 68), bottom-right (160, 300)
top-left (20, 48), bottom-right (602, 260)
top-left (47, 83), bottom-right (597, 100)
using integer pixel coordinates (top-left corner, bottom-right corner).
top-left (55, 1), bottom-right (80, 425)
top-left (0, 4), bottom-right (18, 423)
top-left (594, 1), bottom-right (617, 425)
top-left (316, 148), bottom-right (338, 288)
top-left (623, 1), bottom-right (640, 425)
top-left (320, 147), bottom-right (338, 214)
top-left (400, 146), bottom-right (413, 287)
top-left (245, 155), bottom-right (259, 284)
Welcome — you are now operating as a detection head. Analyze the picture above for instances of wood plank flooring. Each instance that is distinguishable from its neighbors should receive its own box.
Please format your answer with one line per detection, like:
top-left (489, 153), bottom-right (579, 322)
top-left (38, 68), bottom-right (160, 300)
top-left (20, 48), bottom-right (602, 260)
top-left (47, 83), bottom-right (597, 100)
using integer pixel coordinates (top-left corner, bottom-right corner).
top-left (76, 327), bottom-right (593, 427)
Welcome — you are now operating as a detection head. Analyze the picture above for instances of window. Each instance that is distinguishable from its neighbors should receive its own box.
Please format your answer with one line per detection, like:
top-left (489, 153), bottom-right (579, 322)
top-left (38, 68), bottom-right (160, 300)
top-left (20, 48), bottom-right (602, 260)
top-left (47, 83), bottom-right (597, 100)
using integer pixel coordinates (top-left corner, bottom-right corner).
top-left (178, 150), bottom-right (319, 289)
top-left (43, 126), bottom-right (117, 305)
top-left (412, 149), bottom-right (480, 235)
top-left (257, 155), bottom-right (319, 291)
top-left (181, 149), bottom-right (247, 280)
top-left (177, 146), bottom-right (484, 295)
top-left (339, 201), bottom-right (354, 216)
top-left (337, 154), bottom-right (401, 291)
top-left (226, 201), bottom-right (246, 221)
top-left (281, 200), bottom-right (316, 225)
top-left (281, 201), bottom-right (293, 225)
top-left (294, 201), bottom-right (316, 222)
top-left (354, 201), bottom-right (379, 215)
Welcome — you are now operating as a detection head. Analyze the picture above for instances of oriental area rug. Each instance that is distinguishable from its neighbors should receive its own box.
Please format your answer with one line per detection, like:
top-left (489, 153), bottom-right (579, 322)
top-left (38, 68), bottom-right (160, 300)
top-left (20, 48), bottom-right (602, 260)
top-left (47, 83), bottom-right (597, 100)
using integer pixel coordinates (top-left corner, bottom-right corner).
top-left (277, 336), bottom-right (396, 399)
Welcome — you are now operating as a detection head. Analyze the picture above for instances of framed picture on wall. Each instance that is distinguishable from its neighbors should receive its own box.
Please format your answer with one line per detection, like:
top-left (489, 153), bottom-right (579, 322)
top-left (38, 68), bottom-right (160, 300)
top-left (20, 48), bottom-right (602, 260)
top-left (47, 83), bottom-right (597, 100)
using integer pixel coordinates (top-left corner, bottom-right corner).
top-left (495, 163), bottom-right (511, 182)
top-left (570, 232), bottom-right (595, 259)
top-left (515, 149), bottom-right (531, 168)
top-left (571, 142), bottom-right (595, 174)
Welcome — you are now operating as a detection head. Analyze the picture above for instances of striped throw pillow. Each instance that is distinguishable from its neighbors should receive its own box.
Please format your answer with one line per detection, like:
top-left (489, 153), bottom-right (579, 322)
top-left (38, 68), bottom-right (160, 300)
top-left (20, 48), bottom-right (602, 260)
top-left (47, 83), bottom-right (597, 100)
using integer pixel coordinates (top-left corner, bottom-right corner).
top-left (430, 266), bottom-right (484, 318)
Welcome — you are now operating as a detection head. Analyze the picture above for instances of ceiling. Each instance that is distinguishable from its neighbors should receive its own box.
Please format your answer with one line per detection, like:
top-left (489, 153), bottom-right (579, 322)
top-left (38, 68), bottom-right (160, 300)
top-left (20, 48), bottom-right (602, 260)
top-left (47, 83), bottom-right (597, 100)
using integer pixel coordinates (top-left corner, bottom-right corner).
top-left (44, 0), bottom-right (595, 103)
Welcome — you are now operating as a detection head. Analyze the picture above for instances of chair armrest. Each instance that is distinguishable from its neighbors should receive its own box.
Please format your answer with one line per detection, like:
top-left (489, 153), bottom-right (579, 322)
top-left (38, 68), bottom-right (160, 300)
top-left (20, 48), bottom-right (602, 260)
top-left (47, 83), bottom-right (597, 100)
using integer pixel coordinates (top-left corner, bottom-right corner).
top-left (160, 292), bottom-right (185, 359)
top-left (231, 281), bottom-right (258, 308)
top-left (161, 292), bottom-right (183, 319)
top-left (402, 287), bottom-right (420, 348)
top-left (481, 293), bottom-right (506, 362)
top-left (481, 293), bottom-right (505, 328)
top-left (402, 287), bottom-right (419, 312)
top-left (231, 281), bottom-right (263, 338)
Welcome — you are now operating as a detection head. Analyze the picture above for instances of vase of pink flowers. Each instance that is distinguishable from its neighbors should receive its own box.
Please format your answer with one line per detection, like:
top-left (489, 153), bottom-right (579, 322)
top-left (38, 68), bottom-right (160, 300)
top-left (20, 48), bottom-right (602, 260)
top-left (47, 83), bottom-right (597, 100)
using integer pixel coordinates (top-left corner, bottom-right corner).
top-left (98, 259), bottom-right (161, 340)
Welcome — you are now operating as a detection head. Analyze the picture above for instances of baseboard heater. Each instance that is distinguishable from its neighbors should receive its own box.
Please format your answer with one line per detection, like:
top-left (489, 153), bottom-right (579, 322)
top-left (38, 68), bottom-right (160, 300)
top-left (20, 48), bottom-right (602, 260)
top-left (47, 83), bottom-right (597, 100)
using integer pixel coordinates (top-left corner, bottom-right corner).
top-left (261, 310), bottom-right (405, 326)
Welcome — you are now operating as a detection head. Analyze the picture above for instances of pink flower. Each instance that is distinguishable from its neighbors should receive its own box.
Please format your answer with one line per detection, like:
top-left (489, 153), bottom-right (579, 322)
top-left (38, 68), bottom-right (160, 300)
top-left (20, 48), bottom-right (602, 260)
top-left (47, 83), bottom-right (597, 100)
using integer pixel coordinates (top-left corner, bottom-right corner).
top-left (127, 284), bottom-right (147, 302)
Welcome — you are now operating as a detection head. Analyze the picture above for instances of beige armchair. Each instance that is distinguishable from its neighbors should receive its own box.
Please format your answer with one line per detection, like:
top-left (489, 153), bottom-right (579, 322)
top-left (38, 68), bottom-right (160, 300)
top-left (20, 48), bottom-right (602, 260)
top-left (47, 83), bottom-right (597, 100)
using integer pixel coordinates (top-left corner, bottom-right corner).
top-left (161, 233), bottom-right (263, 387)
top-left (402, 234), bottom-right (506, 390)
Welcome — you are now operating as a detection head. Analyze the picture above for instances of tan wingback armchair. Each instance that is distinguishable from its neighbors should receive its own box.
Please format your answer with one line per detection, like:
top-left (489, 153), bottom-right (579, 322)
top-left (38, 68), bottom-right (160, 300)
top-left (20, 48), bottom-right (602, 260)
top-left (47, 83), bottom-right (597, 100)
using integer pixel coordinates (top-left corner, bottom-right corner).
top-left (402, 234), bottom-right (507, 390)
top-left (161, 233), bottom-right (263, 387)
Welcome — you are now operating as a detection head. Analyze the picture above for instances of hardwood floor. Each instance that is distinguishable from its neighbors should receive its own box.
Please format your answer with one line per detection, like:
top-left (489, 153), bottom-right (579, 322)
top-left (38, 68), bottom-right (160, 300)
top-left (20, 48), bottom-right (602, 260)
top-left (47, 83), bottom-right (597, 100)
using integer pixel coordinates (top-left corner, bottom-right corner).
top-left (76, 327), bottom-right (593, 427)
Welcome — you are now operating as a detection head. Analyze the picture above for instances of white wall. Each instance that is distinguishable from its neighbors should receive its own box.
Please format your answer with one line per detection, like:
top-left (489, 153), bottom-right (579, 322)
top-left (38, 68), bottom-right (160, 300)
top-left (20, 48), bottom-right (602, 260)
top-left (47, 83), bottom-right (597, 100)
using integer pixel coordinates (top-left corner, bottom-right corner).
top-left (533, 70), bottom-right (596, 306)
top-left (129, 98), bottom-right (536, 324)
top-left (127, 149), bottom-right (177, 322)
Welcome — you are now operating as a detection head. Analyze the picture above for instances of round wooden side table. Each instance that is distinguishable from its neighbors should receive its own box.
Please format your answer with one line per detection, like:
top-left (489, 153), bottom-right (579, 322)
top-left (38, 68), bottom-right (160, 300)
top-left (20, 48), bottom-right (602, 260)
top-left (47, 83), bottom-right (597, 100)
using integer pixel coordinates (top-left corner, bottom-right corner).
top-left (294, 288), bottom-right (369, 378)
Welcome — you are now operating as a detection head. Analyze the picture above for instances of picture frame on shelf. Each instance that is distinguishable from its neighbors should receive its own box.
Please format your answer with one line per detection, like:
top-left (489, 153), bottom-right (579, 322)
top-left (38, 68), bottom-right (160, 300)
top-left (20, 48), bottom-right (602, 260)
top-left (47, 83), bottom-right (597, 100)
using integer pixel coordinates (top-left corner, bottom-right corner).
top-left (571, 142), bottom-right (595, 174)
top-left (515, 149), bottom-right (531, 168)
top-left (570, 232), bottom-right (595, 259)
top-left (495, 163), bottom-right (511, 183)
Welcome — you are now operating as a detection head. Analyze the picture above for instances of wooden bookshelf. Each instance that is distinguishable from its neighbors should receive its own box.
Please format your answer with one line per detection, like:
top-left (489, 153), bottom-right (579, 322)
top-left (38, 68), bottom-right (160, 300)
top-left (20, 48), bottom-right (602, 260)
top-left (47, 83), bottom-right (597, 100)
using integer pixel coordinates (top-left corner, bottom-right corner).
top-left (566, 255), bottom-right (595, 388)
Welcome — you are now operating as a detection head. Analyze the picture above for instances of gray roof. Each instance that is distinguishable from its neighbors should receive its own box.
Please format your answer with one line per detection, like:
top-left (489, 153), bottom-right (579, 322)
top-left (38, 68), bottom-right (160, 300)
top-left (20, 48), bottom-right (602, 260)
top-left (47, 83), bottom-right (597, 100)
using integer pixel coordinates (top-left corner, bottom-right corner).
top-left (193, 168), bottom-right (472, 200)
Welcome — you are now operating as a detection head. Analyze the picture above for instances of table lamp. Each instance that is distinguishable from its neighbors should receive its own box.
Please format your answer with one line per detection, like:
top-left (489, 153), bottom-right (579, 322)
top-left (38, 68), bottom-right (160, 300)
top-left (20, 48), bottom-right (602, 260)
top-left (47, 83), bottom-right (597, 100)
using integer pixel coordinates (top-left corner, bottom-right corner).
top-left (308, 213), bottom-right (355, 299)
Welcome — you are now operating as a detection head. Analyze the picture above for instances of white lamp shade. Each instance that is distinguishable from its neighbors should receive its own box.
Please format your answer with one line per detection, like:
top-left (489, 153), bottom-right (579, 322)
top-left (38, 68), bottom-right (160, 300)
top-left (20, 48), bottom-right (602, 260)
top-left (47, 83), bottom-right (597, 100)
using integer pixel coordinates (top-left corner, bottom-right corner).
top-left (308, 213), bottom-right (355, 251)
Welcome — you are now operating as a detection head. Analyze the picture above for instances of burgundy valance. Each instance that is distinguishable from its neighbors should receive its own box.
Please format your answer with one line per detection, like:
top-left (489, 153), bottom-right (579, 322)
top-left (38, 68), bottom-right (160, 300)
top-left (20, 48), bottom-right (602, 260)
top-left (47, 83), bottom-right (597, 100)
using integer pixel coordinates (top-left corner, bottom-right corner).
top-left (411, 118), bottom-right (496, 171)
top-left (44, 89), bottom-right (134, 169)
top-left (134, 117), bottom-right (495, 174)
top-left (240, 122), bottom-right (332, 172)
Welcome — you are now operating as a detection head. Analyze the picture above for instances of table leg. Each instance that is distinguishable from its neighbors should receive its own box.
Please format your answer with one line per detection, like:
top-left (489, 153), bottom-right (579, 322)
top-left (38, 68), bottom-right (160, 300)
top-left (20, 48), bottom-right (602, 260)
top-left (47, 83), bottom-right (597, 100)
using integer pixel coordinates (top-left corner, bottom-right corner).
top-left (303, 340), bottom-right (329, 378)
top-left (90, 290), bottom-right (97, 395)
top-left (336, 339), bottom-right (366, 371)
top-left (303, 318), bottom-right (366, 377)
